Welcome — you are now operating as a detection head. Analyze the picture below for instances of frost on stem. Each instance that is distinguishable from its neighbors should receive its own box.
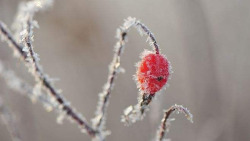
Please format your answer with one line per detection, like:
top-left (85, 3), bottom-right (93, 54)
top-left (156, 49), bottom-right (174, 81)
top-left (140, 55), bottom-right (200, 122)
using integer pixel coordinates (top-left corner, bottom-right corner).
top-left (0, 97), bottom-right (22, 141)
top-left (0, 21), bottom-right (96, 139)
top-left (12, 0), bottom-right (53, 41)
top-left (155, 104), bottom-right (193, 141)
top-left (92, 17), bottom-right (161, 134)
top-left (121, 92), bottom-right (155, 126)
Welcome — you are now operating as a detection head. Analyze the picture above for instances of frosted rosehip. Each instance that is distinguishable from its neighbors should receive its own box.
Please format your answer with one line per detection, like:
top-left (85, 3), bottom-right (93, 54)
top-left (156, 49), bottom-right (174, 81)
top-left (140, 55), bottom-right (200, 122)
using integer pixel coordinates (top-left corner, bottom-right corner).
top-left (137, 51), bottom-right (170, 94)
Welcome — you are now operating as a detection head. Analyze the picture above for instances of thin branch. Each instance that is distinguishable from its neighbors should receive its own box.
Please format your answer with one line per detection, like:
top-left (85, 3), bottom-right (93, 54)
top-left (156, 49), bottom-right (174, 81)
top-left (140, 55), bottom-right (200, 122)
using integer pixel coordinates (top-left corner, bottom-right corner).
top-left (155, 104), bottom-right (193, 141)
top-left (136, 22), bottom-right (160, 54)
top-left (0, 19), bottom-right (97, 138)
top-left (12, 0), bottom-right (53, 40)
top-left (0, 22), bottom-right (26, 58)
top-left (0, 97), bottom-right (22, 141)
top-left (20, 3), bottom-right (99, 136)
top-left (92, 17), bottom-right (160, 134)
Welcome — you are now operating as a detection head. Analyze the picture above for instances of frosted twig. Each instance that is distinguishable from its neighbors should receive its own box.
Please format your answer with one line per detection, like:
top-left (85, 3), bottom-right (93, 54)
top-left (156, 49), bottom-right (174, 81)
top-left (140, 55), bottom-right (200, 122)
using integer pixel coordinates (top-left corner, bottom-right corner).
top-left (0, 22), bottom-right (26, 58)
top-left (12, 0), bottom-right (53, 40)
top-left (0, 61), bottom-right (56, 111)
top-left (155, 104), bottom-right (193, 141)
top-left (0, 9), bottom-right (97, 138)
top-left (92, 17), bottom-right (160, 135)
top-left (0, 97), bottom-right (22, 141)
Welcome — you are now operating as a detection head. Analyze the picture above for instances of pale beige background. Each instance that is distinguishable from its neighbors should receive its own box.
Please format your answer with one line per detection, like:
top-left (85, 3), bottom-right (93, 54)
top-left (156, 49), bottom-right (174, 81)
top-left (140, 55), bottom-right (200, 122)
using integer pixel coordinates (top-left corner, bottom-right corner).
top-left (0, 0), bottom-right (250, 141)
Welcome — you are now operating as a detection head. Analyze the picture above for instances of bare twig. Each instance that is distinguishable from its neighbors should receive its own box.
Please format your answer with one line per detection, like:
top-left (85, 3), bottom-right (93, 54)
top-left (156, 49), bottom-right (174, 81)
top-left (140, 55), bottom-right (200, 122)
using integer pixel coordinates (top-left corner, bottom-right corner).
top-left (155, 104), bottom-right (193, 141)
top-left (0, 97), bottom-right (22, 141)
top-left (92, 17), bottom-right (160, 135)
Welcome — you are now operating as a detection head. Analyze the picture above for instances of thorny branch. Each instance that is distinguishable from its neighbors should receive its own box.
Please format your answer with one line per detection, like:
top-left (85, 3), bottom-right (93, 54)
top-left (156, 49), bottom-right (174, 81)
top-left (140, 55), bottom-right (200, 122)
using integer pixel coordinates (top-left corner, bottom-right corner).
top-left (155, 104), bottom-right (193, 141)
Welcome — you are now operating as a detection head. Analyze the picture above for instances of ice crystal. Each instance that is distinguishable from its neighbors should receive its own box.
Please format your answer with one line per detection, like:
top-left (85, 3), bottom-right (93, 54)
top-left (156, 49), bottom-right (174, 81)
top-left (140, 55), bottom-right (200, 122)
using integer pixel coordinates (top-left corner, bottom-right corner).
top-left (56, 113), bottom-right (66, 124)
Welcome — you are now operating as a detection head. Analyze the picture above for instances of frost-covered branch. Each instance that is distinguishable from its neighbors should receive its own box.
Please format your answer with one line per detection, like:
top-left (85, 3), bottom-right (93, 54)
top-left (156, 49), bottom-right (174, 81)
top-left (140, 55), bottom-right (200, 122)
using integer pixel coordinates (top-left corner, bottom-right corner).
top-left (12, 0), bottom-right (53, 40)
top-left (0, 18), bottom-right (96, 139)
top-left (155, 104), bottom-right (193, 141)
top-left (0, 22), bottom-right (26, 59)
top-left (0, 0), bottom-right (97, 137)
top-left (92, 17), bottom-right (160, 135)
top-left (0, 97), bottom-right (22, 141)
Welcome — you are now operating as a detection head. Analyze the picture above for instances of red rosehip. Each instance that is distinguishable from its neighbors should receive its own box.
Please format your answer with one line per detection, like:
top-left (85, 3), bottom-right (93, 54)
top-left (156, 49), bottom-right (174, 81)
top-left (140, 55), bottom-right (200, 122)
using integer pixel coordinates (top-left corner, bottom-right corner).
top-left (136, 51), bottom-right (170, 94)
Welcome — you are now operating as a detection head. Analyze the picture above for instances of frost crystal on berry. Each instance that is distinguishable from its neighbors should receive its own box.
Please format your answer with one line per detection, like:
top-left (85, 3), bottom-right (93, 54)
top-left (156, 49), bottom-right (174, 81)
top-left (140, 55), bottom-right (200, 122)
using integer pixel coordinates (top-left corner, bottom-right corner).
top-left (136, 50), bottom-right (170, 94)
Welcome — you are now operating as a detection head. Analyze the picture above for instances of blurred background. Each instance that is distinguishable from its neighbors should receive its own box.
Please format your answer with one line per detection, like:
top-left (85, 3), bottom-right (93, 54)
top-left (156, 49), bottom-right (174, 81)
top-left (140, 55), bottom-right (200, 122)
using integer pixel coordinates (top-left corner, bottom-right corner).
top-left (0, 0), bottom-right (250, 141)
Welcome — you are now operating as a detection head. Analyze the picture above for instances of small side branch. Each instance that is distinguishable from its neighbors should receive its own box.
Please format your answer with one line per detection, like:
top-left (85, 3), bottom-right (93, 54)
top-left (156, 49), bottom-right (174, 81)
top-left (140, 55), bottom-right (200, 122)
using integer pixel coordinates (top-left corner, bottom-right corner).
top-left (155, 104), bottom-right (193, 141)
top-left (0, 97), bottom-right (22, 141)
top-left (0, 61), bottom-right (55, 110)
top-left (92, 17), bottom-right (160, 135)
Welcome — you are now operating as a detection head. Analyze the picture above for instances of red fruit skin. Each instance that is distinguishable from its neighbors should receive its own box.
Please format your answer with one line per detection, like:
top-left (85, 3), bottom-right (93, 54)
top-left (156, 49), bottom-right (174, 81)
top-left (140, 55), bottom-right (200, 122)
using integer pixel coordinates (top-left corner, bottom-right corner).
top-left (137, 52), bottom-right (170, 94)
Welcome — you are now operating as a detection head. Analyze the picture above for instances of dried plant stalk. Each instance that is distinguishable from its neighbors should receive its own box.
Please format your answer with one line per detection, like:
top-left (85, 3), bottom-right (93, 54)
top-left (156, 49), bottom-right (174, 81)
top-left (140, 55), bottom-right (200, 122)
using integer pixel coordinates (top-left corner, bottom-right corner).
top-left (92, 17), bottom-right (160, 134)
top-left (0, 97), bottom-right (22, 141)
top-left (155, 104), bottom-right (193, 141)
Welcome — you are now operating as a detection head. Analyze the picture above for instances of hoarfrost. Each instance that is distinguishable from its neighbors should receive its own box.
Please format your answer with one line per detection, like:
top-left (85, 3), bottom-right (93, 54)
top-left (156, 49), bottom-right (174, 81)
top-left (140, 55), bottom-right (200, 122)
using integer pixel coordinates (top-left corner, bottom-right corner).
top-left (56, 113), bottom-right (65, 124)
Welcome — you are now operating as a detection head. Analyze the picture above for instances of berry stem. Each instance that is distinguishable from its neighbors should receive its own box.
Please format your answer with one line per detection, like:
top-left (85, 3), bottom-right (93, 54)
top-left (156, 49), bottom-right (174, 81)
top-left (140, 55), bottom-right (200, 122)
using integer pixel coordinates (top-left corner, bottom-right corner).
top-left (135, 22), bottom-right (160, 54)
top-left (140, 93), bottom-right (154, 114)
top-left (121, 92), bottom-right (155, 125)
top-left (93, 17), bottom-right (161, 133)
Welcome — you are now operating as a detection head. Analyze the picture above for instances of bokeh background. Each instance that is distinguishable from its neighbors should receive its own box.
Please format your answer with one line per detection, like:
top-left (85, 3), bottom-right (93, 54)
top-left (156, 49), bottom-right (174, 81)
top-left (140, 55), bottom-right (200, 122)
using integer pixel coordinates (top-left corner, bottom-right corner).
top-left (0, 0), bottom-right (250, 141)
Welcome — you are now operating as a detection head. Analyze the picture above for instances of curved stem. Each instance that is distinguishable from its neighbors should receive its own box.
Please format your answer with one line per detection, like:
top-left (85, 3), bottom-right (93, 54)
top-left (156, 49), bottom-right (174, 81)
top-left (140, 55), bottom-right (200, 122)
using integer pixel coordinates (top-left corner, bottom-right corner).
top-left (136, 22), bottom-right (160, 54)
top-left (156, 104), bottom-right (193, 141)
top-left (93, 17), bottom-right (160, 133)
